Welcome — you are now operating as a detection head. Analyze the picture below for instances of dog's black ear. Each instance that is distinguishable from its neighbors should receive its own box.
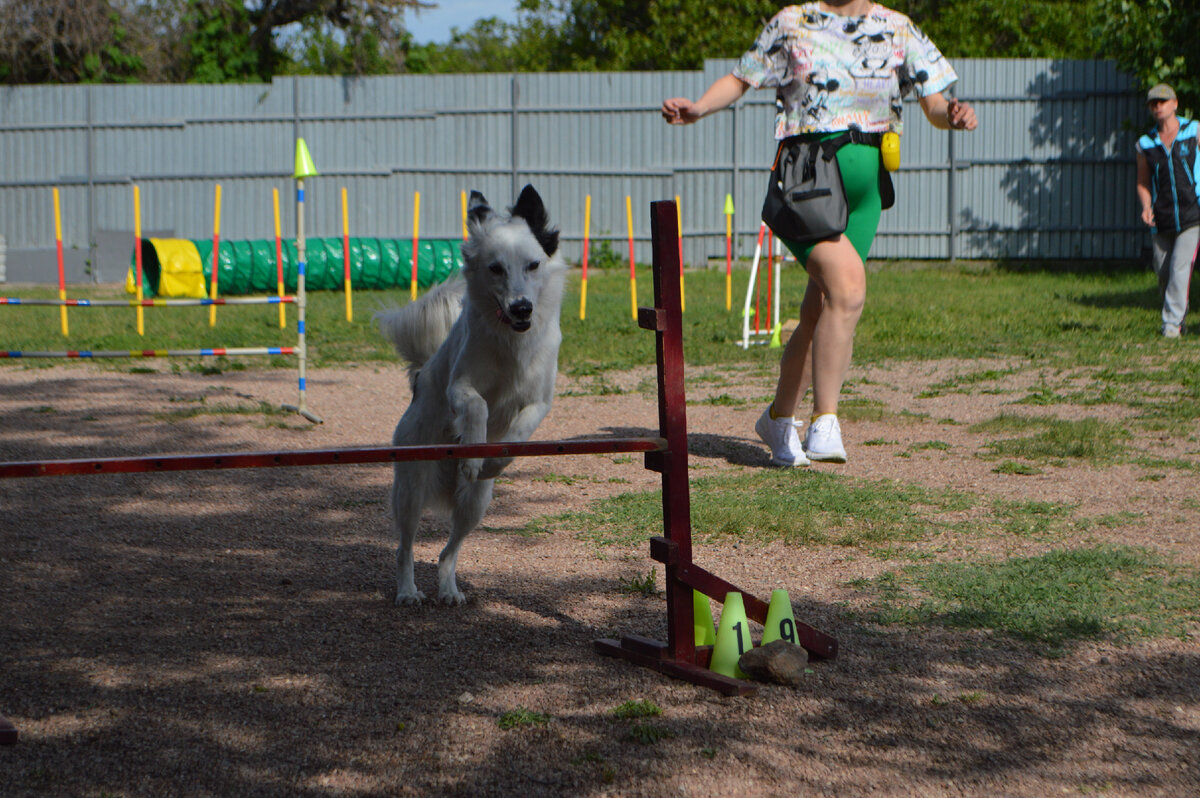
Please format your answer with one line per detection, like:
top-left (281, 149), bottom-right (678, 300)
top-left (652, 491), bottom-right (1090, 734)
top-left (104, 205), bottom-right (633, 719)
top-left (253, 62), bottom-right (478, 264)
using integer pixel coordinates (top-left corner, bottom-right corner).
top-left (467, 190), bottom-right (493, 225)
top-left (512, 184), bottom-right (559, 256)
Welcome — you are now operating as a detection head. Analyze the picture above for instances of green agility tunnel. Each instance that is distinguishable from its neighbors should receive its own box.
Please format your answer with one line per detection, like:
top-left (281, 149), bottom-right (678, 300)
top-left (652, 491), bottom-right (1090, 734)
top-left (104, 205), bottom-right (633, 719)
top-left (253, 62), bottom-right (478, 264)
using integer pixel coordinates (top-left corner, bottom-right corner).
top-left (127, 237), bottom-right (463, 297)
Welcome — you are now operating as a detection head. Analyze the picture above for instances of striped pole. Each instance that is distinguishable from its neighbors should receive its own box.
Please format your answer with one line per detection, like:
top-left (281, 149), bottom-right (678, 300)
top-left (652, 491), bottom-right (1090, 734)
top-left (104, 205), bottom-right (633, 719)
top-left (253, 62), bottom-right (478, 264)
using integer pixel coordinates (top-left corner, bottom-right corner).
top-left (626, 195), bottom-right (637, 321)
top-left (208, 183), bottom-right (222, 327)
top-left (274, 188), bottom-right (286, 329)
top-left (284, 139), bottom-right (322, 424)
top-left (133, 185), bottom-right (144, 335)
top-left (1, 347), bottom-right (295, 359)
top-left (765, 227), bottom-right (773, 332)
top-left (342, 187), bottom-right (352, 322)
top-left (770, 233), bottom-right (783, 349)
top-left (1, 297), bottom-right (294, 307)
top-left (409, 191), bottom-right (421, 302)
top-left (740, 223), bottom-right (767, 349)
top-left (53, 188), bottom-right (68, 336)
top-left (580, 194), bottom-right (590, 320)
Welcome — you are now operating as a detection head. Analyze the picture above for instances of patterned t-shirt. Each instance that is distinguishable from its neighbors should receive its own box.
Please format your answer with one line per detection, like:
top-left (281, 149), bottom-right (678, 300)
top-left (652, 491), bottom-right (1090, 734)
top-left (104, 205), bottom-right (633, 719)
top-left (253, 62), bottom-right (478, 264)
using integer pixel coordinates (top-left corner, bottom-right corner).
top-left (733, 3), bottom-right (957, 138)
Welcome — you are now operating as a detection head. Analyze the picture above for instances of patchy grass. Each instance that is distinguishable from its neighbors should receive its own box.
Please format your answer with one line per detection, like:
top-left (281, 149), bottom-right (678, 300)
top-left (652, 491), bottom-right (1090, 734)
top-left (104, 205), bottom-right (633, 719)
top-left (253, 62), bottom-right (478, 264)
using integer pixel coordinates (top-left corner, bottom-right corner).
top-left (610, 700), bottom-right (662, 720)
top-left (541, 470), bottom-right (972, 548)
top-left (853, 545), bottom-right (1200, 646)
top-left (498, 707), bottom-right (551, 730)
top-left (971, 414), bottom-right (1131, 465)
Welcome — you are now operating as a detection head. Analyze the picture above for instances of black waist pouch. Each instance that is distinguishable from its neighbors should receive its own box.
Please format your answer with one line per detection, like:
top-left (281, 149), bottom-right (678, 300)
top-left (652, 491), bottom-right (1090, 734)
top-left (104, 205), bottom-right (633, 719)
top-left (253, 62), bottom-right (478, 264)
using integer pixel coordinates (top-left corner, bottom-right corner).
top-left (761, 136), bottom-right (848, 243)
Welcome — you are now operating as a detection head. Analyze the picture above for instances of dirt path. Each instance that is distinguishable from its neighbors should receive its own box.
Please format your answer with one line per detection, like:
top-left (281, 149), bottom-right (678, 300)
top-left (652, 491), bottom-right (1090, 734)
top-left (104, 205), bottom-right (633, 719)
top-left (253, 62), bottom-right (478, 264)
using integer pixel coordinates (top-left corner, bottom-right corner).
top-left (1, 361), bottom-right (1198, 796)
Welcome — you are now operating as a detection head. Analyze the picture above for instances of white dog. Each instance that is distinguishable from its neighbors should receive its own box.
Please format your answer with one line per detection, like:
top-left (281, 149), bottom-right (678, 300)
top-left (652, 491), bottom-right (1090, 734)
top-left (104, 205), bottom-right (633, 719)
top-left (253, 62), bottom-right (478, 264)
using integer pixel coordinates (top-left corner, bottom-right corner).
top-left (375, 185), bottom-right (565, 606)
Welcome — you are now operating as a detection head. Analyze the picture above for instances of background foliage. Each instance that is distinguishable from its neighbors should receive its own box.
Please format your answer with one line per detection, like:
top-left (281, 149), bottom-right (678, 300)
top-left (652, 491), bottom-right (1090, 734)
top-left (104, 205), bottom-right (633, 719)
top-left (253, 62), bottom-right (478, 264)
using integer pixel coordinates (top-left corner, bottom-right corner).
top-left (0, 0), bottom-right (1196, 110)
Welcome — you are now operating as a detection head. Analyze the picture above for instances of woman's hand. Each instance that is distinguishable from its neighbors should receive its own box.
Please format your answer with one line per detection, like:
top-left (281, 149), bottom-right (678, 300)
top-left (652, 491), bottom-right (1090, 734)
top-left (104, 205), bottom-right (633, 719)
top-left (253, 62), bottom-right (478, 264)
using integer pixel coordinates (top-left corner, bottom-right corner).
top-left (947, 99), bottom-right (977, 131)
top-left (921, 93), bottom-right (978, 131)
top-left (662, 75), bottom-right (751, 126)
top-left (662, 97), bottom-right (702, 125)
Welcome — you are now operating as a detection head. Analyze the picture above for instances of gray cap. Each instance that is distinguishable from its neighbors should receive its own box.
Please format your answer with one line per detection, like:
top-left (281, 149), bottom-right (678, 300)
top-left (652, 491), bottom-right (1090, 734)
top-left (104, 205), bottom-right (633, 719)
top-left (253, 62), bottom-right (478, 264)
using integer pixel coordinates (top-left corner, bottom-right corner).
top-left (1147, 84), bottom-right (1176, 103)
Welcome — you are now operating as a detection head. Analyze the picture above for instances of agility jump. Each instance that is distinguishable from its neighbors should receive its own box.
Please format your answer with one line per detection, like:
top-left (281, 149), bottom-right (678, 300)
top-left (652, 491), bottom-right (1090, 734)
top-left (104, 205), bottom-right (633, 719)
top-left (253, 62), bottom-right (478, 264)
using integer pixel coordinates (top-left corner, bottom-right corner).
top-left (0, 198), bottom-right (837, 703)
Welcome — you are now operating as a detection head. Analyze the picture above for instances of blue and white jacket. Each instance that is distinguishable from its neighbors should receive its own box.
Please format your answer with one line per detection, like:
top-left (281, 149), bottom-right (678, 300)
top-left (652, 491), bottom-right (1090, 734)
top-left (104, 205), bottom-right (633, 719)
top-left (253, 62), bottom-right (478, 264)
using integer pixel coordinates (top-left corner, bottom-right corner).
top-left (1138, 116), bottom-right (1200, 233)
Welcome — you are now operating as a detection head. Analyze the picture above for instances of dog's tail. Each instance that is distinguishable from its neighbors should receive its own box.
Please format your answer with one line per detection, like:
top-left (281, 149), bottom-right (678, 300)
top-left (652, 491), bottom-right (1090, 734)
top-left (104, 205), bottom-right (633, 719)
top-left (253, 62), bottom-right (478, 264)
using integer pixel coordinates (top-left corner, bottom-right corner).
top-left (374, 279), bottom-right (466, 384)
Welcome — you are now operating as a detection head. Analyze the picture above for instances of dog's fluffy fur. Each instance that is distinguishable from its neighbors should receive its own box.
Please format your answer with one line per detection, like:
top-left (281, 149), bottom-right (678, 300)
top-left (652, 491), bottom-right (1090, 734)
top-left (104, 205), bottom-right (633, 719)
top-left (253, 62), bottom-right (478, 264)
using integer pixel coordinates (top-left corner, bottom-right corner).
top-left (375, 185), bottom-right (565, 605)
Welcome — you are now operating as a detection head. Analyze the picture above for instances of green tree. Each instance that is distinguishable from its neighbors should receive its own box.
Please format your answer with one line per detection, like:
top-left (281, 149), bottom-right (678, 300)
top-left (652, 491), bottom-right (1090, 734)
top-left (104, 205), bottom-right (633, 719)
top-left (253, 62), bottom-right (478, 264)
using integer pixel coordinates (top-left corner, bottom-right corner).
top-left (0, 0), bottom-right (148, 83)
top-left (891, 0), bottom-right (1100, 58)
top-left (405, 17), bottom-right (526, 73)
top-left (1092, 0), bottom-right (1200, 113)
top-left (514, 0), bottom-right (780, 71)
top-left (183, 0), bottom-right (265, 82)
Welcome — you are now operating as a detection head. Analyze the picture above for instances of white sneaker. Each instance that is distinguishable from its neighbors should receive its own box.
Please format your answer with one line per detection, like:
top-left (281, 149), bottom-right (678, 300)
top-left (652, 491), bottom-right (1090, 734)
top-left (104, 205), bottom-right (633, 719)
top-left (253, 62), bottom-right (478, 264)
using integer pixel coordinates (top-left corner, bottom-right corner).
top-left (1163, 324), bottom-right (1182, 339)
top-left (804, 414), bottom-right (847, 463)
top-left (755, 406), bottom-right (810, 467)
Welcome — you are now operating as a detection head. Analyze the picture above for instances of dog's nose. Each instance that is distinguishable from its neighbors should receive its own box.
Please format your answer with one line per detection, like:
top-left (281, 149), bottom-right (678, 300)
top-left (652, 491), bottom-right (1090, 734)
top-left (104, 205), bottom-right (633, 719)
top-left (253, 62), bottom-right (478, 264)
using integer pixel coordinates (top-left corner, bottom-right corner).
top-left (509, 298), bottom-right (533, 321)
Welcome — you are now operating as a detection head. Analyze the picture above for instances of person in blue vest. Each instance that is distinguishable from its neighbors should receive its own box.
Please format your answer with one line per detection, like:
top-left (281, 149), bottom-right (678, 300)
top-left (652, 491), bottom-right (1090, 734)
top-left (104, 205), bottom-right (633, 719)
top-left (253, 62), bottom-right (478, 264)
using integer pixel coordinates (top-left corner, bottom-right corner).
top-left (1136, 84), bottom-right (1199, 339)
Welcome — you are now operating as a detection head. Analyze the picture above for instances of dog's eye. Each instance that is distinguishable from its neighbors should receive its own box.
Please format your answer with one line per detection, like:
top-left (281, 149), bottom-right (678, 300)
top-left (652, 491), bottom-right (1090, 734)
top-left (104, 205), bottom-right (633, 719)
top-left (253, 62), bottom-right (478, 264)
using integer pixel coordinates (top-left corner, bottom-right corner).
top-left (527, 261), bottom-right (540, 272)
top-left (488, 263), bottom-right (504, 275)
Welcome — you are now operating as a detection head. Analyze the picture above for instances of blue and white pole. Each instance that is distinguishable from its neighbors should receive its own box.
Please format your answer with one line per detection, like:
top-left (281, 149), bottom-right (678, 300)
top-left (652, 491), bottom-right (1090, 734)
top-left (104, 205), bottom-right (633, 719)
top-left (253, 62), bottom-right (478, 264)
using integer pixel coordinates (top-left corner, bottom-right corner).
top-left (284, 138), bottom-right (324, 424)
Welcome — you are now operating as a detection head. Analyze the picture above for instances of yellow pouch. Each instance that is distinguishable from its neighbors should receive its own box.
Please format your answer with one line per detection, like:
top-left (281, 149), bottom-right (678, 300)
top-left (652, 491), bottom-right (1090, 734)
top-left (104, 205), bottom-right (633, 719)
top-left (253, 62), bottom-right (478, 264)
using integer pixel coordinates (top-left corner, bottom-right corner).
top-left (881, 132), bottom-right (900, 172)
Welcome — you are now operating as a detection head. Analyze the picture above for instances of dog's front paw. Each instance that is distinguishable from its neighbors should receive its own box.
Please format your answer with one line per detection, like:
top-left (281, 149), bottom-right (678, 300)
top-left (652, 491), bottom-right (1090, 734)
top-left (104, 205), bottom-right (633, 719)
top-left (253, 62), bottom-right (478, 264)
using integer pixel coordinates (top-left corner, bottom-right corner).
top-left (459, 457), bottom-right (483, 482)
top-left (437, 586), bottom-right (467, 606)
top-left (394, 588), bottom-right (426, 606)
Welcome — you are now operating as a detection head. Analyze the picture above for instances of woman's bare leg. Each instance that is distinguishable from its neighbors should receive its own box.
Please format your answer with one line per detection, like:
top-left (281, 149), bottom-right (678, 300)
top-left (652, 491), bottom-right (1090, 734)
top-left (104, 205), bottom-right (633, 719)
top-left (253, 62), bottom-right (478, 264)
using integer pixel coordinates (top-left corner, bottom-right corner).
top-left (775, 236), bottom-right (865, 418)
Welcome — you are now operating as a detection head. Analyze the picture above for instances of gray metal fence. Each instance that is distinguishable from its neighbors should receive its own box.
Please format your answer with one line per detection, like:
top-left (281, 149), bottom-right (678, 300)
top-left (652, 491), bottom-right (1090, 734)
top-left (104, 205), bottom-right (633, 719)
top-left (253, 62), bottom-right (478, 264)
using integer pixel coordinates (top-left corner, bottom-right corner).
top-left (0, 58), bottom-right (1147, 284)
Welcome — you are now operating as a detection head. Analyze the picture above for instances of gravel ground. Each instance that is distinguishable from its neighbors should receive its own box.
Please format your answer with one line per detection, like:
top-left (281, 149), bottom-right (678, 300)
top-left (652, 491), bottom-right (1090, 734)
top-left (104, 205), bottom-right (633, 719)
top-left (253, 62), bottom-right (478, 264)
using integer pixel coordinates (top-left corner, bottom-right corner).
top-left (1, 358), bottom-right (1198, 797)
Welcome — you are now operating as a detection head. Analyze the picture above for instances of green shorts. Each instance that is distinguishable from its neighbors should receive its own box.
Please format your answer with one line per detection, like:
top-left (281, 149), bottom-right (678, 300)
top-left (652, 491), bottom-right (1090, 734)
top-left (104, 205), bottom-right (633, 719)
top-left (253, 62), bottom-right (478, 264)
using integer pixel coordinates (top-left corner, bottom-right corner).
top-left (778, 132), bottom-right (883, 266)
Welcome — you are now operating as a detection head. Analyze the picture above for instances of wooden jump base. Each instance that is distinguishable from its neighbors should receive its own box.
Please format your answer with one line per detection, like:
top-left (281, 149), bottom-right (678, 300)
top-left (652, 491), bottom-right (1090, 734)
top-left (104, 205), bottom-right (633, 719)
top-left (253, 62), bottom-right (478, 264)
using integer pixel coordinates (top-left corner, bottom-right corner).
top-left (0, 713), bottom-right (16, 745)
top-left (0, 200), bottom-right (837, 718)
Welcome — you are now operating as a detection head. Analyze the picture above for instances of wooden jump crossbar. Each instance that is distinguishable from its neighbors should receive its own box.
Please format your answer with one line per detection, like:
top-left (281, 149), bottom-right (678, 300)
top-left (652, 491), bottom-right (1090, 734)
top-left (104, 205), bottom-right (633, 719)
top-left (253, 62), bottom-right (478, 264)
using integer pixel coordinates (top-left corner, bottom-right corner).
top-left (0, 202), bottom-right (837, 738)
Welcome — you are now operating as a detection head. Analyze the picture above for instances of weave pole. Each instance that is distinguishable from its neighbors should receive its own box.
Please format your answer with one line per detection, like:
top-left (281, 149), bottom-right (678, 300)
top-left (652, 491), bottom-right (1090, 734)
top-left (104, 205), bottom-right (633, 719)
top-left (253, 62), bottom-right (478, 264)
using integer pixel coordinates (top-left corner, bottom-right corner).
top-left (274, 188), bottom-right (285, 328)
top-left (626, 194), bottom-right (637, 321)
top-left (53, 188), bottom-right (68, 336)
top-left (208, 184), bottom-right (222, 328)
top-left (579, 194), bottom-right (590, 320)
top-left (724, 194), bottom-right (734, 312)
top-left (409, 191), bottom-right (421, 302)
top-left (594, 199), bottom-right (838, 695)
top-left (674, 194), bottom-right (685, 313)
top-left (342, 187), bottom-right (352, 322)
top-left (274, 189), bottom-right (286, 329)
top-left (133, 185), bottom-right (145, 335)
top-left (282, 139), bottom-right (322, 425)
top-left (739, 223), bottom-right (769, 349)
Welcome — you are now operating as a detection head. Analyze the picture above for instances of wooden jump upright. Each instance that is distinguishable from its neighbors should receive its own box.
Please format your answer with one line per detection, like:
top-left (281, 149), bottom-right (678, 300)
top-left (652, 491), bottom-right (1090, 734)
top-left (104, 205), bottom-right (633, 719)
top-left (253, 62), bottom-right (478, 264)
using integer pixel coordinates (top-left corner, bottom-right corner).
top-left (594, 199), bottom-right (838, 696)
